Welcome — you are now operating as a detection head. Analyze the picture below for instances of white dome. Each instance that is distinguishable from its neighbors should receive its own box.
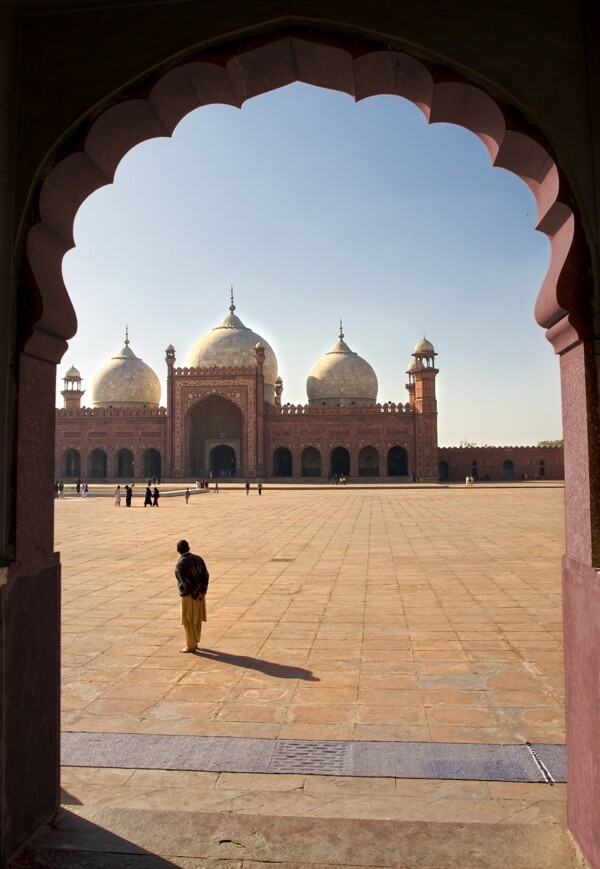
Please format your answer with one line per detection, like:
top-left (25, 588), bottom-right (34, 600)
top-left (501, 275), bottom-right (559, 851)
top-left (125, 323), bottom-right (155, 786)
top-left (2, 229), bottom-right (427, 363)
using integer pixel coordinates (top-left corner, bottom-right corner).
top-left (187, 296), bottom-right (278, 404)
top-left (91, 335), bottom-right (161, 408)
top-left (307, 325), bottom-right (378, 405)
top-left (64, 365), bottom-right (82, 379)
top-left (414, 337), bottom-right (435, 354)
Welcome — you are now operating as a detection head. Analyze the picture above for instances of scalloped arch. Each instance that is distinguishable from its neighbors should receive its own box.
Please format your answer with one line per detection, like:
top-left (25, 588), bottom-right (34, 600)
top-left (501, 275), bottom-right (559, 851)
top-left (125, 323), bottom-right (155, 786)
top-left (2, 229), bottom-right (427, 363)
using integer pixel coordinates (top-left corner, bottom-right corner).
top-left (28, 34), bottom-right (582, 358)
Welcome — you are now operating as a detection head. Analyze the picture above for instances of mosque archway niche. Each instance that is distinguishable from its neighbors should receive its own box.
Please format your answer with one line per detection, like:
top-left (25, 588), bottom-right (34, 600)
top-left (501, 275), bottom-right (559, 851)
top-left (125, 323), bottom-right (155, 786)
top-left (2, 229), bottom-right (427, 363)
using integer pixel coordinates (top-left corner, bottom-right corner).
top-left (438, 460), bottom-right (449, 481)
top-left (88, 448), bottom-right (107, 478)
top-left (273, 447), bottom-right (292, 477)
top-left (358, 446), bottom-right (379, 477)
top-left (301, 447), bottom-right (321, 477)
top-left (187, 395), bottom-right (243, 478)
top-left (142, 448), bottom-right (161, 480)
top-left (331, 447), bottom-right (350, 477)
top-left (115, 448), bottom-right (134, 478)
top-left (388, 446), bottom-right (408, 477)
top-left (503, 460), bottom-right (515, 480)
top-left (61, 449), bottom-right (81, 479)
top-left (210, 444), bottom-right (236, 477)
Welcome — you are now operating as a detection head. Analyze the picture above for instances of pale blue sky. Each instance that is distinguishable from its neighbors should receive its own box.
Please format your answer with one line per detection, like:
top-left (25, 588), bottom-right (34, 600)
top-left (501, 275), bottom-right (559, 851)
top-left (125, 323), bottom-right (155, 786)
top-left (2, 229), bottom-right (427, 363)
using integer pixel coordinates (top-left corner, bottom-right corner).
top-left (60, 82), bottom-right (561, 446)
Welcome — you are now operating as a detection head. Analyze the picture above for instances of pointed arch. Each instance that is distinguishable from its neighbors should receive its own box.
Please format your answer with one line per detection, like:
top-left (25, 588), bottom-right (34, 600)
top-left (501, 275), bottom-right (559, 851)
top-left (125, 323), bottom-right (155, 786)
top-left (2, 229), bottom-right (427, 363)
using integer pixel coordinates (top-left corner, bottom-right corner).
top-left (27, 34), bottom-right (589, 365)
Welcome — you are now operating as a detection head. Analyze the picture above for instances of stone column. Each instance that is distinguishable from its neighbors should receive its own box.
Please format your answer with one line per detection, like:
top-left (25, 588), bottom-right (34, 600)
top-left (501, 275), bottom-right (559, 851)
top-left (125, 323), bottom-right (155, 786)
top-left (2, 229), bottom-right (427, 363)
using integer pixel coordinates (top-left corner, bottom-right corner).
top-left (558, 336), bottom-right (600, 868)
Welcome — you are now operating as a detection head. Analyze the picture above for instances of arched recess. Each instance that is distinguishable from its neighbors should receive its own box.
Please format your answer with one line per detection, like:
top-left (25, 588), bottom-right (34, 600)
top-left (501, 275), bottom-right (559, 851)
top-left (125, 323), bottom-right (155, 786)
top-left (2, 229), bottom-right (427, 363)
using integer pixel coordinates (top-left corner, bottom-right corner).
top-left (301, 446), bottom-right (321, 477)
top-left (438, 460), bottom-right (449, 481)
top-left (331, 446), bottom-right (350, 477)
top-left (115, 448), bottom-right (134, 478)
top-left (61, 448), bottom-right (81, 478)
top-left (88, 448), bottom-right (107, 478)
top-left (388, 445), bottom-right (408, 477)
top-left (210, 444), bottom-right (236, 476)
top-left (358, 445), bottom-right (379, 476)
top-left (273, 447), bottom-right (292, 477)
top-left (142, 448), bottom-right (161, 480)
top-left (27, 33), bottom-right (591, 371)
top-left (502, 460), bottom-right (515, 480)
top-left (187, 395), bottom-right (243, 478)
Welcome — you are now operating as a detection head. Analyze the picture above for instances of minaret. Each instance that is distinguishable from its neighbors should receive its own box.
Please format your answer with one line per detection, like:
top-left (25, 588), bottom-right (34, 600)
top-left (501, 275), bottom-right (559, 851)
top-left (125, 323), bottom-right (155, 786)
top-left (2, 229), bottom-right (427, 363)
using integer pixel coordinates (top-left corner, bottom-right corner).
top-left (411, 337), bottom-right (438, 414)
top-left (274, 376), bottom-right (283, 406)
top-left (165, 343), bottom-right (176, 479)
top-left (61, 366), bottom-right (84, 409)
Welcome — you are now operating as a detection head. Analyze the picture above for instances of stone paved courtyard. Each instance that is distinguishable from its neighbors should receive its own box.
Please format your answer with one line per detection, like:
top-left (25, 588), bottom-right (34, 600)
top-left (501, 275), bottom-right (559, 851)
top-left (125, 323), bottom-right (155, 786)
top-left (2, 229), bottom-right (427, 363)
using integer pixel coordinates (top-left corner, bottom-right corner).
top-left (48, 483), bottom-right (576, 866)
top-left (59, 483), bottom-right (565, 745)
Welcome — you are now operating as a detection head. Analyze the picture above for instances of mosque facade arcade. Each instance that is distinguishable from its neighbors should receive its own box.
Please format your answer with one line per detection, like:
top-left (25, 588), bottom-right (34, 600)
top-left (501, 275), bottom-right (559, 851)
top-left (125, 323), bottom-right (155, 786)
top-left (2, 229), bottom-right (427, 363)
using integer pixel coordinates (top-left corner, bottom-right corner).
top-left (55, 298), bottom-right (442, 481)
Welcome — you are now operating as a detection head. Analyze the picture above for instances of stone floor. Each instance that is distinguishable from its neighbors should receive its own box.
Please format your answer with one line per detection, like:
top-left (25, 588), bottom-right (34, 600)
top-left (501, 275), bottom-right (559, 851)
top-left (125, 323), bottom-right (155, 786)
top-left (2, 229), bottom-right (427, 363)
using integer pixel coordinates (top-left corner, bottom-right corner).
top-left (16, 482), bottom-right (583, 867)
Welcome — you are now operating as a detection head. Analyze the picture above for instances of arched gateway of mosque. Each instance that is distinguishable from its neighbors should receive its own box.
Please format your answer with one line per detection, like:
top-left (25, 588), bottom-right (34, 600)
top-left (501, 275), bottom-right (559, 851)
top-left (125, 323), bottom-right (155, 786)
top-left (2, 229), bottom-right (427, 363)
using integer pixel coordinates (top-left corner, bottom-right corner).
top-left (3, 4), bottom-right (600, 867)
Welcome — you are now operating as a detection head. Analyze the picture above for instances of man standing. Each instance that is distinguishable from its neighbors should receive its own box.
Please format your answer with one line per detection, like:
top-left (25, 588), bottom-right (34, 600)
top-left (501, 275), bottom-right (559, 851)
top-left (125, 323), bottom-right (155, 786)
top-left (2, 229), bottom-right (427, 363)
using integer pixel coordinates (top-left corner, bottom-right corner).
top-left (175, 539), bottom-right (209, 653)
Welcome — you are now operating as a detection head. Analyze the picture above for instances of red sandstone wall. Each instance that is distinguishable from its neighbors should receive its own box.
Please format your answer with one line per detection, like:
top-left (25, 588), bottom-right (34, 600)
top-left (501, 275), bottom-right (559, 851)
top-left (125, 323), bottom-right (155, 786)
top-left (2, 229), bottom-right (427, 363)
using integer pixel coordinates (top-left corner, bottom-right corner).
top-left (55, 407), bottom-right (168, 479)
top-left (437, 446), bottom-right (564, 481)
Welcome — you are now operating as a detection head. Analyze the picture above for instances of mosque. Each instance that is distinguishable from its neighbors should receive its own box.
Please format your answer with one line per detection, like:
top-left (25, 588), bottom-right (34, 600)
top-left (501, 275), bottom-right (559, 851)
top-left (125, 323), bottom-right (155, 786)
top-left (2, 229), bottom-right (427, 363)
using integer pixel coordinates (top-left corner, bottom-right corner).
top-left (54, 293), bottom-right (445, 481)
top-left (55, 293), bottom-right (564, 483)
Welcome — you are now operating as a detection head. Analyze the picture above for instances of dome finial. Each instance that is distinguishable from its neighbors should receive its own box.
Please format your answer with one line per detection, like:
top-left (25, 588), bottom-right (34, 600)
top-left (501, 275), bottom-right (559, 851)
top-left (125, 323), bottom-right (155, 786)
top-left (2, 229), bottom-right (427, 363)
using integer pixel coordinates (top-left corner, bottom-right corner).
top-left (339, 318), bottom-right (344, 341)
top-left (229, 286), bottom-right (236, 314)
top-left (124, 324), bottom-right (130, 346)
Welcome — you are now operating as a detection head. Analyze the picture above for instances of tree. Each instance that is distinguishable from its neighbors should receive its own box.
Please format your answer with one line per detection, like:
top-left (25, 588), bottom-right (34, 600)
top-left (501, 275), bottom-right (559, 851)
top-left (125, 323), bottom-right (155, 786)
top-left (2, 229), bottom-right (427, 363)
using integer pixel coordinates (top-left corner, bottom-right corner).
top-left (537, 439), bottom-right (564, 447)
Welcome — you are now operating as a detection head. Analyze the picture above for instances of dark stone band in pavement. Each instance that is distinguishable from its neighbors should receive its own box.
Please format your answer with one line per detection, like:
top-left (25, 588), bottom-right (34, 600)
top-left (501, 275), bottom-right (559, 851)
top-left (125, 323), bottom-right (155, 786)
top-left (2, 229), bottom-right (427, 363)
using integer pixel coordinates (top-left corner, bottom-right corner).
top-left (61, 732), bottom-right (566, 783)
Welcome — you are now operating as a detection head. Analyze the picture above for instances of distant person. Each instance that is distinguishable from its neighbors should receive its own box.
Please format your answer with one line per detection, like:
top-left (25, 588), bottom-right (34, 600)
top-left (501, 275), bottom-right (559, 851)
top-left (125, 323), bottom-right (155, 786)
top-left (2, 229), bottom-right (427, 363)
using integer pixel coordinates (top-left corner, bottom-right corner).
top-left (76, 477), bottom-right (82, 495)
top-left (214, 481), bottom-right (219, 494)
top-left (54, 480), bottom-right (59, 499)
top-left (59, 481), bottom-right (64, 498)
top-left (82, 483), bottom-right (88, 498)
top-left (152, 486), bottom-right (160, 507)
top-left (257, 481), bottom-right (263, 495)
top-left (114, 484), bottom-right (121, 507)
top-left (125, 484), bottom-right (133, 507)
top-left (144, 485), bottom-right (152, 507)
top-left (185, 488), bottom-right (190, 505)
top-left (245, 481), bottom-right (250, 496)
top-left (175, 539), bottom-right (209, 653)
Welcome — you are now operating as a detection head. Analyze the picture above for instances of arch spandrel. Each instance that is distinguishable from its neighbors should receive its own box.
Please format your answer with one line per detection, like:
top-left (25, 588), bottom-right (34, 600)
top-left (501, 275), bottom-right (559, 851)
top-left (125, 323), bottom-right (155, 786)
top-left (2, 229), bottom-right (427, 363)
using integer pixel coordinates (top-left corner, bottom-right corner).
top-left (28, 32), bottom-right (585, 362)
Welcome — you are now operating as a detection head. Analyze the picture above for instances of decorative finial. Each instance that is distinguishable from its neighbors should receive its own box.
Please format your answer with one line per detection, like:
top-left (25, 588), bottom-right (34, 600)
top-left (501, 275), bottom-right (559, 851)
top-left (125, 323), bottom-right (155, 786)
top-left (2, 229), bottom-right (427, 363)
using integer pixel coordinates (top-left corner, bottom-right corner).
top-left (229, 286), bottom-right (236, 313)
top-left (124, 324), bottom-right (130, 346)
top-left (339, 318), bottom-right (344, 341)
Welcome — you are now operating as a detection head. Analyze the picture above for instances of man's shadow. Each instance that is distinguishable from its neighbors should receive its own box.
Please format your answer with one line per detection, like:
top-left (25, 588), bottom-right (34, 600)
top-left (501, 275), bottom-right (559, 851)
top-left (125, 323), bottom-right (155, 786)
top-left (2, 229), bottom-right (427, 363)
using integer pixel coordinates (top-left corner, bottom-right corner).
top-left (195, 648), bottom-right (320, 681)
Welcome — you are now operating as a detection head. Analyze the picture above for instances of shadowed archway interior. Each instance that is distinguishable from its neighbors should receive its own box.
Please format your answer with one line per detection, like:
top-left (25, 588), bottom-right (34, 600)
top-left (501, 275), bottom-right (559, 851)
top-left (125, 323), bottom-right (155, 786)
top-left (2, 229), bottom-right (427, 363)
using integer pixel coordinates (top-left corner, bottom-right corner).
top-left (187, 395), bottom-right (243, 477)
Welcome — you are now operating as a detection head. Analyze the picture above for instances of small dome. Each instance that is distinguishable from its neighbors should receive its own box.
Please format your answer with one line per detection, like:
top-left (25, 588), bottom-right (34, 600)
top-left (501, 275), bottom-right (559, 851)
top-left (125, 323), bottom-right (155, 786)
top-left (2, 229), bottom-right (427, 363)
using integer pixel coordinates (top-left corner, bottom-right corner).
top-left (64, 365), bottom-right (82, 379)
top-left (407, 358), bottom-right (420, 373)
top-left (91, 332), bottom-right (161, 408)
top-left (307, 323), bottom-right (378, 405)
top-left (187, 292), bottom-right (278, 403)
top-left (414, 337), bottom-right (435, 354)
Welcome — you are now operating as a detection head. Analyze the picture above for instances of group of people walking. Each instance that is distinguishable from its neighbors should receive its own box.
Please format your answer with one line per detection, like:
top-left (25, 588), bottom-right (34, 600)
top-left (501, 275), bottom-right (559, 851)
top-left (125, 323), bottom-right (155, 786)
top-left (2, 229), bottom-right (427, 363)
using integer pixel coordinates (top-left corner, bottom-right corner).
top-left (112, 482), bottom-right (159, 506)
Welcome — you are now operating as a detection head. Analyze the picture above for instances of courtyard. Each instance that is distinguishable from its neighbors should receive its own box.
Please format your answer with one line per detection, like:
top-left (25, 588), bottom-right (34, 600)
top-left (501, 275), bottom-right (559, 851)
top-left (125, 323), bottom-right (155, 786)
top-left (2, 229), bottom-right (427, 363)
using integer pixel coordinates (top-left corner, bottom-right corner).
top-left (49, 483), bottom-right (573, 867)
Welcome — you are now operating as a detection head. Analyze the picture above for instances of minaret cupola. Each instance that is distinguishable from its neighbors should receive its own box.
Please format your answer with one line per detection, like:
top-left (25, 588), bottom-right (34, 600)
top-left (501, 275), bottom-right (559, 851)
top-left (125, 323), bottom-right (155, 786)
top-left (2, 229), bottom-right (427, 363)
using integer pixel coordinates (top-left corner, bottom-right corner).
top-left (61, 365), bottom-right (85, 409)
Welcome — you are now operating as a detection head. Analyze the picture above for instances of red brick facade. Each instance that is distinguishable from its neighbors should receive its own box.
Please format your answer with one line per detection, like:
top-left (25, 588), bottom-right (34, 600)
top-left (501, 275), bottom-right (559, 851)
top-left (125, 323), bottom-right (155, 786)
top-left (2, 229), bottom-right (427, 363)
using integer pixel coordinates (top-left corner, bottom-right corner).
top-left (55, 350), bottom-right (563, 483)
top-left (438, 446), bottom-right (564, 481)
top-left (55, 344), bottom-right (443, 480)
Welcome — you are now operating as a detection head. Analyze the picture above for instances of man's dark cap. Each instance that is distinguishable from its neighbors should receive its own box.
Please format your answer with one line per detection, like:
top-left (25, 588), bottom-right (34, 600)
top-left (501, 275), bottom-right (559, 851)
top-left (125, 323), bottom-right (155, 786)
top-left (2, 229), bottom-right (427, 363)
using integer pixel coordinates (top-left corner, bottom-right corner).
top-left (177, 539), bottom-right (190, 554)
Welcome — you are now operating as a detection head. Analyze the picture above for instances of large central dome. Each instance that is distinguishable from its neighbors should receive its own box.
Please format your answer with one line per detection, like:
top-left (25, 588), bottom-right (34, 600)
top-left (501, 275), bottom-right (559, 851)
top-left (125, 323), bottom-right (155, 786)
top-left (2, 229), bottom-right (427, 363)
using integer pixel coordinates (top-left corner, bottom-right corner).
top-left (187, 293), bottom-right (278, 403)
top-left (307, 323), bottom-right (378, 405)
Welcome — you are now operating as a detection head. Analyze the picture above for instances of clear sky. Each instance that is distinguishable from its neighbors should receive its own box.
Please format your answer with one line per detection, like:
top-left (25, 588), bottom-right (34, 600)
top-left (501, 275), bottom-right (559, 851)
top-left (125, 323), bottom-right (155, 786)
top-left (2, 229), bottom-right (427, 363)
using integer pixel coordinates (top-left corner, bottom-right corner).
top-left (60, 82), bottom-right (562, 447)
